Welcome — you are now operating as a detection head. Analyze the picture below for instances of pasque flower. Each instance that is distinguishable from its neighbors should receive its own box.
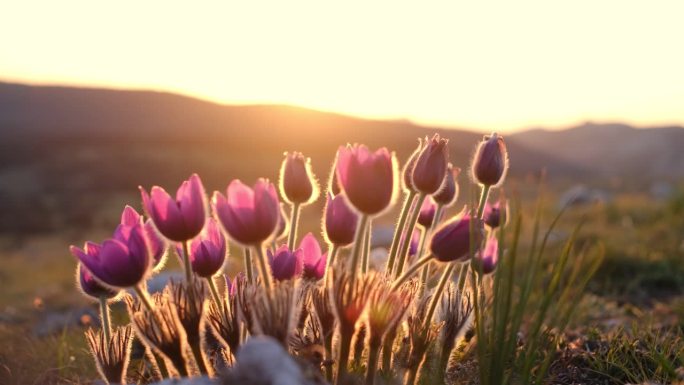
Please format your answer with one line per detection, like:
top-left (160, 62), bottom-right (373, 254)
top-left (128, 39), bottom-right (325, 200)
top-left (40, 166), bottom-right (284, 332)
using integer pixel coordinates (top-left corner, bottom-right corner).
top-left (188, 218), bottom-right (227, 278)
top-left (417, 197), bottom-right (438, 228)
top-left (433, 164), bottom-right (460, 207)
top-left (279, 151), bottom-right (319, 205)
top-left (335, 144), bottom-right (397, 216)
top-left (430, 209), bottom-right (485, 263)
top-left (323, 192), bottom-right (359, 247)
top-left (402, 139), bottom-right (423, 192)
top-left (299, 233), bottom-right (327, 281)
top-left (483, 200), bottom-right (508, 229)
top-left (471, 133), bottom-right (508, 187)
top-left (120, 206), bottom-right (167, 270)
top-left (76, 263), bottom-right (120, 300)
top-left (139, 174), bottom-right (207, 242)
top-left (473, 235), bottom-right (499, 274)
top-left (412, 134), bottom-right (449, 194)
top-left (70, 221), bottom-right (152, 288)
top-left (212, 179), bottom-right (280, 246)
top-left (268, 245), bottom-right (303, 281)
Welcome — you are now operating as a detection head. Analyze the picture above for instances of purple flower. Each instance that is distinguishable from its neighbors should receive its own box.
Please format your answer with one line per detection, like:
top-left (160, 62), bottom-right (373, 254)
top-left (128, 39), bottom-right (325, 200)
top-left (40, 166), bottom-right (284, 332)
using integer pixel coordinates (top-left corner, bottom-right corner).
top-left (335, 144), bottom-right (396, 216)
top-left (70, 222), bottom-right (152, 288)
top-left (412, 134), bottom-right (449, 194)
top-left (139, 174), bottom-right (207, 242)
top-left (324, 192), bottom-right (359, 247)
top-left (473, 235), bottom-right (499, 274)
top-left (189, 218), bottom-right (227, 278)
top-left (402, 139), bottom-right (423, 192)
top-left (279, 152), bottom-right (318, 205)
top-left (212, 179), bottom-right (280, 246)
top-left (224, 274), bottom-right (240, 298)
top-left (268, 245), bottom-right (303, 281)
top-left (471, 133), bottom-right (508, 187)
top-left (120, 206), bottom-right (167, 270)
top-left (483, 200), bottom-right (508, 229)
top-left (406, 229), bottom-right (421, 258)
top-left (417, 197), bottom-right (438, 228)
top-left (299, 233), bottom-right (327, 281)
top-left (76, 263), bottom-right (119, 300)
top-left (433, 165), bottom-right (460, 207)
top-left (430, 209), bottom-right (485, 263)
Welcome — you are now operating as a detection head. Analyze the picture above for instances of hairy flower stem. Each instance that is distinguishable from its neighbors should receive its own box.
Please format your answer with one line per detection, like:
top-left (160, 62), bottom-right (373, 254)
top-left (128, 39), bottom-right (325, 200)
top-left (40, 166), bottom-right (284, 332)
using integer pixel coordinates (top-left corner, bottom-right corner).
top-left (394, 193), bottom-right (426, 279)
top-left (418, 205), bottom-right (444, 297)
top-left (243, 248), bottom-right (254, 284)
top-left (182, 240), bottom-right (193, 283)
top-left (477, 185), bottom-right (491, 219)
top-left (365, 337), bottom-right (382, 385)
top-left (391, 255), bottom-right (432, 291)
top-left (146, 348), bottom-right (167, 380)
top-left (386, 191), bottom-right (417, 275)
top-left (190, 342), bottom-right (213, 376)
top-left (381, 329), bottom-right (397, 372)
top-left (361, 219), bottom-right (372, 274)
top-left (438, 339), bottom-right (456, 380)
top-left (253, 244), bottom-right (274, 296)
top-left (288, 203), bottom-right (301, 250)
top-left (348, 214), bottom-right (369, 293)
top-left (98, 296), bottom-right (111, 343)
top-left (135, 285), bottom-right (156, 312)
top-left (425, 263), bottom-right (456, 326)
top-left (206, 276), bottom-right (224, 313)
top-left (335, 328), bottom-right (354, 385)
top-left (324, 333), bottom-right (334, 382)
top-left (324, 244), bottom-right (340, 284)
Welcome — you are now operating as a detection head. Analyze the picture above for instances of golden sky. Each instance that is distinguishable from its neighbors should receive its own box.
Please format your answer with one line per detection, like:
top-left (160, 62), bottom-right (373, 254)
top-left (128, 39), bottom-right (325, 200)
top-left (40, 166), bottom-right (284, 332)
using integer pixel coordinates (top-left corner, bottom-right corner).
top-left (1, 1), bottom-right (683, 132)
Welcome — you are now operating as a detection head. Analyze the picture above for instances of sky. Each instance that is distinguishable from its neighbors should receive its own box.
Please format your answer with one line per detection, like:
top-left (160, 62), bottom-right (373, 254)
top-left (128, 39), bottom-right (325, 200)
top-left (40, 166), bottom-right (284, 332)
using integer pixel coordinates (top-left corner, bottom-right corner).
top-left (1, 1), bottom-right (683, 133)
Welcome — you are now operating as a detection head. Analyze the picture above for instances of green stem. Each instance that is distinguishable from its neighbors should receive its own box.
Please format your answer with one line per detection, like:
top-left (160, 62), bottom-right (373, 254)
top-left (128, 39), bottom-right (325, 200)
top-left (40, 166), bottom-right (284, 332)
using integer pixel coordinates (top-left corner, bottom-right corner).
top-left (253, 244), bottom-right (273, 293)
top-left (391, 255), bottom-right (432, 291)
top-left (206, 276), bottom-right (223, 313)
top-left (365, 340), bottom-right (381, 385)
top-left (335, 330), bottom-right (353, 385)
top-left (243, 248), bottom-right (254, 284)
top-left (190, 342), bottom-right (213, 376)
top-left (381, 330), bottom-right (396, 371)
top-left (361, 219), bottom-right (372, 274)
top-left (324, 243), bottom-right (340, 284)
top-left (393, 193), bottom-right (426, 279)
top-left (181, 240), bottom-right (193, 283)
top-left (287, 203), bottom-right (301, 250)
top-left (134, 285), bottom-right (156, 312)
top-left (424, 263), bottom-right (457, 327)
top-left (324, 333), bottom-right (334, 382)
top-left (98, 296), bottom-right (111, 343)
top-left (386, 191), bottom-right (417, 275)
top-left (477, 185), bottom-right (491, 219)
top-left (416, 228), bottom-right (429, 297)
top-left (348, 214), bottom-right (369, 292)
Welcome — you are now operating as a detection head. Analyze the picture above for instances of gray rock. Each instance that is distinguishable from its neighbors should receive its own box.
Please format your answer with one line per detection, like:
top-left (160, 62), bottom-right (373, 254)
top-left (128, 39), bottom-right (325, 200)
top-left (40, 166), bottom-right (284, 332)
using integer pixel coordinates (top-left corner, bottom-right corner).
top-left (225, 336), bottom-right (309, 385)
top-left (150, 377), bottom-right (215, 385)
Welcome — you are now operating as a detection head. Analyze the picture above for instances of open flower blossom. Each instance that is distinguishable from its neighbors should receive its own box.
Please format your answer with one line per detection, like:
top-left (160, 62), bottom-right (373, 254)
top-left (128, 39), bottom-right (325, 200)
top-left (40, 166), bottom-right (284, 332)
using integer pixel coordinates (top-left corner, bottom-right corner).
top-left (299, 233), bottom-right (328, 281)
top-left (471, 133), bottom-right (508, 187)
top-left (76, 263), bottom-right (120, 300)
top-left (70, 220), bottom-right (152, 288)
top-left (268, 245), bottom-right (304, 281)
top-left (279, 151), bottom-right (319, 205)
top-left (433, 164), bottom-right (460, 207)
top-left (120, 205), bottom-right (167, 270)
top-left (483, 200), bottom-right (508, 229)
top-left (473, 235), bottom-right (499, 274)
top-left (335, 144), bottom-right (396, 216)
top-left (140, 174), bottom-right (207, 242)
top-left (188, 218), bottom-right (227, 278)
top-left (418, 197), bottom-right (438, 228)
top-left (212, 179), bottom-right (280, 246)
top-left (430, 209), bottom-right (485, 263)
top-left (324, 192), bottom-right (359, 247)
top-left (412, 134), bottom-right (449, 194)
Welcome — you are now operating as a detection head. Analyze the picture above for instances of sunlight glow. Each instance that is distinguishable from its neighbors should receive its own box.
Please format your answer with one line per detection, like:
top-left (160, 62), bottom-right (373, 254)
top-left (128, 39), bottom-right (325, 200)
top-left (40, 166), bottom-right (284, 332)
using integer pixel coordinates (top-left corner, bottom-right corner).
top-left (1, 1), bottom-right (683, 132)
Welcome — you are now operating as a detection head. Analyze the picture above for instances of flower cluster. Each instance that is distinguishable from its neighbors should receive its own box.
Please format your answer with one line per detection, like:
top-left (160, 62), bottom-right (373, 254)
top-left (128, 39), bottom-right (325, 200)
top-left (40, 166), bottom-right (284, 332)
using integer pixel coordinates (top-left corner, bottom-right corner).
top-left (70, 132), bottom-right (509, 385)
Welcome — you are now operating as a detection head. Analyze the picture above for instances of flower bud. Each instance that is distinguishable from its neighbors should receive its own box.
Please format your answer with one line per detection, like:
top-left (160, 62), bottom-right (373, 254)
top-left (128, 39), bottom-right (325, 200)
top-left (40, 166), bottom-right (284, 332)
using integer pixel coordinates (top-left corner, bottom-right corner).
top-left (189, 218), bottom-right (228, 278)
top-left (433, 165), bottom-right (460, 207)
top-left (279, 152), bottom-right (319, 205)
top-left (483, 200), bottom-right (508, 229)
top-left (402, 139), bottom-right (423, 192)
top-left (335, 144), bottom-right (397, 216)
top-left (268, 245), bottom-right (303, 281)
top-left (417, 197), bottom-right (438, 228)
top-left (299, 233), bottom-right (327, 281)
top-left (471, 133), bottom-right (508, 187)
top-left (412, 134), bottom-right (449, 194)
top-left (323, 192), bottom-right (359, 247)
top-left (140, 174), bottom-right (207, 242)
top-left (430, 209), bottom-right (485, 263)
top-left (473, 235), bottom-right (499, 274)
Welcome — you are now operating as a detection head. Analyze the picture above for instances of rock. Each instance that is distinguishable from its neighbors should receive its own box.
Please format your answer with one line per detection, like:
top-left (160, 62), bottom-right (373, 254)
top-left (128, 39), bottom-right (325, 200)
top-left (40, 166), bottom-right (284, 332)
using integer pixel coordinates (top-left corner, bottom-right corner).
top-left (32, 306), bottom-right (99, 337)
top-left (150, 377), bottom-right (216, 385)
top-left (143, 271), bottom-right (183, 294)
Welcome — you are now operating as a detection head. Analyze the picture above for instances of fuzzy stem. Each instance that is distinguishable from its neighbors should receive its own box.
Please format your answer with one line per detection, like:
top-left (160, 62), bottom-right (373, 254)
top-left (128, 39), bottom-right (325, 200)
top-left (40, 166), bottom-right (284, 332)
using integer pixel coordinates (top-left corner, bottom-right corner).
top-left (206, 276), bottom-right (224, 313)
top-left (386, 191), bottom-right (417, 275)
top-left (381, 330), bottom-right (396, 372)
top-left (394, 193), bottom-right (426, 279)
top-left (438, 339), bottom-right (456, 382)
top-left (348, 214), bottom-right (369, 293)
top-left (182, 240), bottom-right (194, 283)
top-left (404, 365), bottom-right (419, 385)
top-left (171, 355), bottom-right (190, 378)
top-left (365, 339), bottom-right (382, 385)
top-left (324, 243), bottom-right (340, 284)
top-left (146, 349), bottom-right (167, 380)
top-left (98, 296), bottom-right (111, 343)
top-left (243, 248), bottom-right (254, 284)
top-left (324, 333), bottom-right (334, 382)
top-left (335, 329), bottom-right (353, 385)
top-left (424, 263), bottom-right (457, 327)
top-left (134, 285), bottom-right (156, 312)
top-left (416, 228), bottom-right (429, 297)
top-left (477, 185), bottom-right (491, 219)
top-left (288, 203), bottom-right (301, 250)
top-left (361, 219), bottom-right (372, 274)
top-left (253, 244), bottom-right (273, 293)
top-left (391, 255), bottom-right (432, 291)
top-left (190, 342), bottom-right (213, 376)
